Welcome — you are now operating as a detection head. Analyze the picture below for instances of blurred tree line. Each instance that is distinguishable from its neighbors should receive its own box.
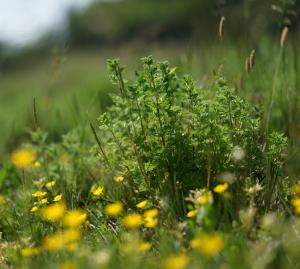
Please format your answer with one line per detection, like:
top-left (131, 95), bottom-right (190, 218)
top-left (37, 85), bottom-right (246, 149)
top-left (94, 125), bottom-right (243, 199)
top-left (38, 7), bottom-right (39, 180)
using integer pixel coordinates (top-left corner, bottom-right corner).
top-left (68, 0), bottom-right (299, 46)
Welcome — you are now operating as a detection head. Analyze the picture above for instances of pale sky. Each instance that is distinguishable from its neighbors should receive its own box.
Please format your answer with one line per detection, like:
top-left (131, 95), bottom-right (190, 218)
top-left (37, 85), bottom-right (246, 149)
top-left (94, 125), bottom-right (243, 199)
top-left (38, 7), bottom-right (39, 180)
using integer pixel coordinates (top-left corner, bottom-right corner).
top-left (0, 0), bottom-right (94, 47)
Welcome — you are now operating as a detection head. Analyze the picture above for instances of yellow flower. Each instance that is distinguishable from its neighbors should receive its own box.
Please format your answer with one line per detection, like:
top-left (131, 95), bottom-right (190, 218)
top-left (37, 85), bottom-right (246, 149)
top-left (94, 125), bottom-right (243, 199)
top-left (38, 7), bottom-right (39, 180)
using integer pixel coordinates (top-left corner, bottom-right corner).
top-left (104, 202), bottom-right (123, 217)
top-left (291, 198), bottom-right (300, 214)
top-left (190, 233), bottom-right (224, 257)
top-left (42, 202), bottom-right (66, 222)
top-left (43, 233), bottom-right (65, 251)
top-left (291, 198), bottom-right (300, 207)
top-left (144, 208), bottom-right (158, 219)
top-left (163, 253), bottom-right (189, 269)
top-left (123, 214), bottom-right (143, 229)
top-left (136, 200), bottom-right (148, 209)
top-left (290, 184), bottom-right (300, 195)
top-left (32, 191), bottom-right (47, 198)
top-left (137, 241), bottom-right (152, 252)
top-left (43, 230), bottom-right (81, 252)
top-left (63, 210), bottom-right (87, 228)
top-left (30, 206), bottom-right (38, 213)
top-left (63, 229), bottom-right (81, 242)
top-left (60, 261), bottom-right (78, 269)
top-left (40, 198), bottom-right (48, 205)
top-left (54, 194), bottom-right (62, 202)
top-left (46, 180), bottom-right (56, 188)
top-left (213, 183), bottom-right (228, 193)
top-left (33, 161), bottom-right (41, 168)
top-left (144, 216), bottom-right (158, 228)
top-left (91, 185), bottom-right (105, 196)
top-left (196, 191), bottom-right (213, 205)
top-left (11, 149), bottom-right (36, 169)
top-left (114, 175), bottom-right (124, 183)
top-left (21, 247), bottom-right (39, 257)
top-left (186, 209), bottom-right (197, 218)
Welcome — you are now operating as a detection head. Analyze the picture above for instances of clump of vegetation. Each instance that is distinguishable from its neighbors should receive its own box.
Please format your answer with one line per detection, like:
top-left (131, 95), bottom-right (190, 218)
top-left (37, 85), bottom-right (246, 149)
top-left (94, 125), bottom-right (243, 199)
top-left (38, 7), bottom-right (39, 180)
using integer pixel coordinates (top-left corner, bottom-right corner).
top-left (0, 57), bottom-right (299, 269)
top-left (95, 56), bottom-right (286, 218)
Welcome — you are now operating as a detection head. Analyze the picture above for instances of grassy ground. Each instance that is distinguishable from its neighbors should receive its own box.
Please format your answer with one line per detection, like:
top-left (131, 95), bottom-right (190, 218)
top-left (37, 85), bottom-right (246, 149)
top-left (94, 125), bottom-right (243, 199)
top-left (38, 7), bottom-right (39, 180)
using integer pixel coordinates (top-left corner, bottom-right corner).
top-left (1, 34), bottom-right (300, 269)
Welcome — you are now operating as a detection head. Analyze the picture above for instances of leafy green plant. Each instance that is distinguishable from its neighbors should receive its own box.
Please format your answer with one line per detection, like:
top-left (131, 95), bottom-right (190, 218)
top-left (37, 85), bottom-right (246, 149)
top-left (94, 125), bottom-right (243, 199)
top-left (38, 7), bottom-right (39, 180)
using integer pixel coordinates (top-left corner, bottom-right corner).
top-left (93, 56), bottom-right (287, 218)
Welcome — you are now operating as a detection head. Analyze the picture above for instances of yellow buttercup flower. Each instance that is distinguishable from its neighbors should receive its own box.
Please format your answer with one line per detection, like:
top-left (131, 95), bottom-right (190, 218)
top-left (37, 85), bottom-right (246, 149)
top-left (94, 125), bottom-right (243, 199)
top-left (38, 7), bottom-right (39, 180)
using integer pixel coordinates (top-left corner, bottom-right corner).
top-left (190, 233), bottom-right (224, 257)
top-left (136, 200), bottom-right (148, 209)
top-left (46, 180), bottom-right (56, 188)
top-left (43, 229), bottom-right (81, 252)
top-left (63, 210), bottom-right (87, 228)
top-left (42, 202), bottom-right (66, 222)
top-left (123, 214), bottom-right (143, 229)
top-left (186, 209), bottom-right (197, 218)
top-left (11, 149), bottom-right (36, 169)
top-left (60, 261), bottom-right (78, 269)
top-left (91, 185), bottom-right (105, 196)
top-left (21, 247), bottom-right (39, 257)
top-left (144, 208), bottom-right (158, 219)
top-left (213, 183), bottom-right (228, 193)
top-left (53, 194), bottom-right (62, 202)
top-left (114, 175), bottom-right (124, 183)
top-left (291, 198), bottom-right (300, 214)
top-left (32, 191), bottom-right (47, 198)
top-left (40, 198), bottom-right (48, 205)
top-left (163, 253), bottom-right (189, 269)
top-left (104, 202), bottom-right (123, 217)
top-left (144, 216), bottom-right (158, 228)
top-left (43, 233), bottom-right (65, 251)
top-left (196, 191), bottom-right (213, 205)
top-left (30, 206), bottom-right (38, 213)
top-left (137, 241), bottom-right (152, 252)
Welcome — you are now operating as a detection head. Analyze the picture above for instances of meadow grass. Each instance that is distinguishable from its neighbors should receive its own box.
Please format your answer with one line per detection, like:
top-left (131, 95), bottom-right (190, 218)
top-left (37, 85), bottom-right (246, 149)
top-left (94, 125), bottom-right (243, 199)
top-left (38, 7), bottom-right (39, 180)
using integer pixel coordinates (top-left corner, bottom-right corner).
top-left (1, 33), bottom-right (300, 269)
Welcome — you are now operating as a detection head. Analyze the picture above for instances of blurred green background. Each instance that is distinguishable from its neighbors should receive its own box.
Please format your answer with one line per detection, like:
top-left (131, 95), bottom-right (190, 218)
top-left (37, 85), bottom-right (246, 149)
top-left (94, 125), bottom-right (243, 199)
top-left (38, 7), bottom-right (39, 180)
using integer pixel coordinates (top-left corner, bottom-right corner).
top-left (0, 0), bottom-right (299, 162)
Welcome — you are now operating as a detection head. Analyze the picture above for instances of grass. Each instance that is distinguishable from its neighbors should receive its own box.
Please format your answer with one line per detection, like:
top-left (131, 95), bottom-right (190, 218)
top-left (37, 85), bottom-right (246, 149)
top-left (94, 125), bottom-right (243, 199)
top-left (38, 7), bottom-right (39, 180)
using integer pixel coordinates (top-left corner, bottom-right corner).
top-left (1, 31), bottom-right (300, 269)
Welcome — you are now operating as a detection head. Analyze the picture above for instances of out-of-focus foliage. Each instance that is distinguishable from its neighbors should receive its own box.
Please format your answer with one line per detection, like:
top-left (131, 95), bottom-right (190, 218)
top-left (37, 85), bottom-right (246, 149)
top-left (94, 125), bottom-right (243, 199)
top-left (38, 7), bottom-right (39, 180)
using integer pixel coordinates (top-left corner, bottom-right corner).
top-left (68, 0), bottom-right (300, 46)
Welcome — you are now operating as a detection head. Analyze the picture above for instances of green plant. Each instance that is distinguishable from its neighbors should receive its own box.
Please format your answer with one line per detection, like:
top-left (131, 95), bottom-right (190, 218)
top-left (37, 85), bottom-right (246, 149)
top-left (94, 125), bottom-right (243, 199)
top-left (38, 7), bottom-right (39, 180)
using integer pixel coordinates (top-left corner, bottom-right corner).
top-left (93, 56), bottom-right (287, 218)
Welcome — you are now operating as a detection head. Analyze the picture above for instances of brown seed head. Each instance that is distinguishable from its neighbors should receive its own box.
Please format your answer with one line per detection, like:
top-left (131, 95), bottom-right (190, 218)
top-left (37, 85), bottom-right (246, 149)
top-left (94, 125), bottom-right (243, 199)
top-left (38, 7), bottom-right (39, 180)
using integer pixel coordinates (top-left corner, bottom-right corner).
top-left (219, 16), bottom-right (226, 41)
top-left (280, 26), bottom-right (288, 48)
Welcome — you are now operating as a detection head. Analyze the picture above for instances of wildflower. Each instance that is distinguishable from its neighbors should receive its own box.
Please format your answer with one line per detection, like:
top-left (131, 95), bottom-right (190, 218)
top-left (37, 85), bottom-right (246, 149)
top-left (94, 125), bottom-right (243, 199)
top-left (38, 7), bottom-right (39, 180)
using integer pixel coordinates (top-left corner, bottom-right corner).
top-left (43, 233), bottom-right (66, 251)
top-left (163, 253), bottom-right (189, 269)
top-left (11, 149), bottom-right (36, 169)
top-left (136, 200), bottom-right (148, 209)
top-left (123, 214), bottom-right (143, 229)
top-left (32, 191), bottom-right (47, 198)
top-left (144, 208), bottom-right (158, 219)
top-left (33, 161), bottom-right (41, 168)
top-left (21, 247), bottom-right (39, 257)
top-left (290, 184), bottom-right (300, 195)
top-left (213, 183), bottom-right (228, 193)
top-left (54, 194), bottom-right (62, 202)
top-left (40, 198), bottom-right (48, 205)
top-left (114, 175), bottom-right (124, 183)
top-left (46, 180), bottom-right (56, 188)
top-left (91, 185), bottom-right (105, 197)
top-left (30, 206), bottom-right (38, 213)
top-left (196, 191), bottom-right (212, 205)
top-left (190, 233), bottom-right (224, 257)
top-left (63, 229), bottom-right (81, 242)
top-left (186, 209), bottom-right (197, 218)
top-left (104, 202), bottom-right (123, 217)
top-left (123, 240), bottom-right (152, 253)
top-left (144, 216), bottom-right (158, 228)
top-left (43, 229), bottom-right (81, 252)
top-left (137, 241), bottom-right (152, 252)
top-left (291, 198), bottom-right (300, 214)
top-left (42, 202), bottom-right (66, 222)
top-left (60, 261), bottom-right (77, 269)
top-left (63, 210), bottom-right (87, 228)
